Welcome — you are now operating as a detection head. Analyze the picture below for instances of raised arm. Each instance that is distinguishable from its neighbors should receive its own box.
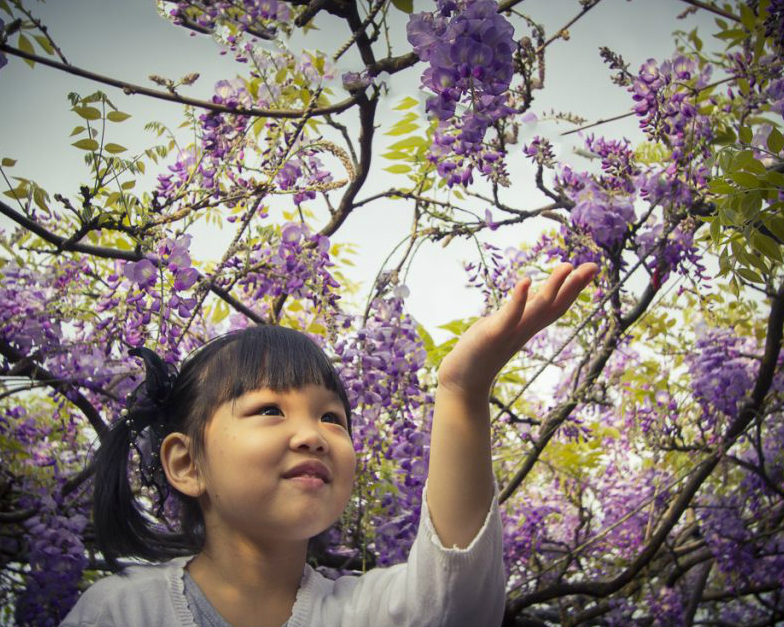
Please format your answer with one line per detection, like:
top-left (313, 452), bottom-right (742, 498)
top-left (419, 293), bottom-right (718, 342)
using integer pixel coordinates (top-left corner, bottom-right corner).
top-left (426, 262), bottom-right (598, 548)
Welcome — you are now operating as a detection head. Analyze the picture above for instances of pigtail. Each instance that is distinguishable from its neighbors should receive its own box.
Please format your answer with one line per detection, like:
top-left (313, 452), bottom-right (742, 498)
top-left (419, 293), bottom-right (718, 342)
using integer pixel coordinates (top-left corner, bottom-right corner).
top-left (92, 348), bottom-right (192, 572)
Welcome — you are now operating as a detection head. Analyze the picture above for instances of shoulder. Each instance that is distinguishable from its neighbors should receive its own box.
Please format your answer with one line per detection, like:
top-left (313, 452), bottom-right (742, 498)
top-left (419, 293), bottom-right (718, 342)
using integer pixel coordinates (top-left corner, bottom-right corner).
top-left (60, 557), bottom-right (192, 627)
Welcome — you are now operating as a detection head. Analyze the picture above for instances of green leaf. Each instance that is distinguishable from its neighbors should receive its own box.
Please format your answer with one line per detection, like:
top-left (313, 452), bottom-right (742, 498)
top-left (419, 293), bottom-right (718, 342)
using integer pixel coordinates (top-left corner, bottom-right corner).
top-left (438, 318), bottom-right (474, 335)
top-left (394, 96), bottom-right (419, 110)
top-left (768, 171), bottom-right (784, 188)
top-left (709, 217), bottom-right (721, 245)
top-left (104, 143), bottom-right (127, 155)
top-left (33, 35), bottom-right (55, 55)
top-left (744, 249), bottom-right (770, 274)
top-left (766, 215), bottom-right (784, 242)
top-left (741, 190), bottom-right (763, 216)
top-left (713, 127), bottom-right (737, 145)
top-left (70, 125), bottom-right (86, 137)
top-left (739, 4), bottom-right (756, 31)
top-left (751, 230), bottom-right (783, 262)
top-left (121, 180), bottom-right (136, 190)
top-left (107, 111), bottom-right (132, 123)
top-left (212, 300), bottom-right (230, 324)
top-left (1, 158), bottom-right (16, 167)
top-left (714, 28), bottom-right (745, 40)
top-left (730, 171), bottom-right (759, 188)
top-left (136, 161), bottom-right (146, 175)
top-left (73, 106), bottom-right (102, 121)
top-left (104, 191), bottom-right (122, 206)
top-left (72, 138), bottom-right (99, 151)
top-left (689, 28), bottom-right (703, 51)
top-left (391, 0), bottom-right (413, 12)
top-left (737, 78), bottom-right (750, 96)
top-left (767, 127), bottom-right (784, 153)
top-left (738, 126), bottom-right (753, 144)
top-left (33, 187), bottom-right (49, 214)
top-left (384, 164), bottom-right (412, 174)
top-left (708, 178), bottom-right (733, 194)
top-left (737, 267), bottom-right (764, 283)
top-left (17, 33), bottom-right (35, 68)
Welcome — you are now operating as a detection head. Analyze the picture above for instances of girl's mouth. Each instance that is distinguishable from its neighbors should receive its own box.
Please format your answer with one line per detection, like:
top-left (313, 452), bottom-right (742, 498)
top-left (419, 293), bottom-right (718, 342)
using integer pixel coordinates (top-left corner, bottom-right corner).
top-left (281, 460), bottom-right (331, 484)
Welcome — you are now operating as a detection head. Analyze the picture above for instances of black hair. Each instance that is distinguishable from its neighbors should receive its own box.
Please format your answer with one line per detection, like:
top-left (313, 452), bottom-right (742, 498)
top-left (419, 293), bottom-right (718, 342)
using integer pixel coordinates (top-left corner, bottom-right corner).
top-left (92, 325), bottom-right (352, 572)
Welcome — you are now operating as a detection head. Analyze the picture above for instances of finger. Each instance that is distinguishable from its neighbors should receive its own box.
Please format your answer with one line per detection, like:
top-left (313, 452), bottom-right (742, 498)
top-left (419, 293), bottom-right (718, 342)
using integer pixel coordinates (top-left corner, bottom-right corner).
top-left (535, 262), bottom-right (574, 304)
top-left (499, 277), bottom-right (531, 326)
top-left (550, 263), bottom-right (598, 314)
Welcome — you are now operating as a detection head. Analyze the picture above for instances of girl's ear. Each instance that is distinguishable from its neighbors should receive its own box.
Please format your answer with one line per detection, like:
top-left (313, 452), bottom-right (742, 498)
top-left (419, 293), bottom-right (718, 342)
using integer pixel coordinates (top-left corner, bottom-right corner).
top-left (161, 432), bottom-right (205, 498)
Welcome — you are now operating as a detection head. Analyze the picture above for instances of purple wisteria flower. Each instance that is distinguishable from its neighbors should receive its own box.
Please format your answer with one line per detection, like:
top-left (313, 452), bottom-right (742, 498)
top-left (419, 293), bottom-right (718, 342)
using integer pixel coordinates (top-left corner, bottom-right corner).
top-left (168, 0), bottom-right (287, 33)
top-left (687, 325), bottom-right (756, 421)
top-left (123, 258), bottom-right (157, 287)
top-left (407, 0), bottom-right (516, 186)
top-left (630, 55), bottom-right (713, 166)
top-left (564, 171), bottom-right (635, 249)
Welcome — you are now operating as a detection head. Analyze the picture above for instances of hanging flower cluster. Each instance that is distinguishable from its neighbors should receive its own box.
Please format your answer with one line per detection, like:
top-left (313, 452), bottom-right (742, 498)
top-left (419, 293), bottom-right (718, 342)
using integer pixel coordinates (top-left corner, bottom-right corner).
top-left (407, 0), bottom-right (516, 186)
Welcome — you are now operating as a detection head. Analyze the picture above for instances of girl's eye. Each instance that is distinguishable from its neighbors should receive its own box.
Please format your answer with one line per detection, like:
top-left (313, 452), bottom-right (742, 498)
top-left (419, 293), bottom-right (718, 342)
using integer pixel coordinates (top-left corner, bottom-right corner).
top-left (258, 405), bottom-right (282, 416)
top-left (321, 412), bottom-right (342, 425)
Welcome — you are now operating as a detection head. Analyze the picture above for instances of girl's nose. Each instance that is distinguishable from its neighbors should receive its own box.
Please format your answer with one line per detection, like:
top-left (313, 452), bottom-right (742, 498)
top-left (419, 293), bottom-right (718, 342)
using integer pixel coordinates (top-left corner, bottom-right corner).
top-left (289, 421), bottom-right (329, 454)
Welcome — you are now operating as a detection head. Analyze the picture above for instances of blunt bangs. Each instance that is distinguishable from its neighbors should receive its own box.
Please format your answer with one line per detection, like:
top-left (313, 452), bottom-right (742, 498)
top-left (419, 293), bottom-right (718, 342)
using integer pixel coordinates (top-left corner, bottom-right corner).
top-left (193, 326), bottom-right (352, 428)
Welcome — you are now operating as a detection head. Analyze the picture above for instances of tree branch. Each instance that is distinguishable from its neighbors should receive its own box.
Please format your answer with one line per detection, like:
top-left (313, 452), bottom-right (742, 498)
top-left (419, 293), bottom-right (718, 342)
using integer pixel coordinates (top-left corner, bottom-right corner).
top-left (676, 0), bottom-right (741, 22)
top-left (507, 278), bottom-right (784, 613)
top-left (0, 43), bottom-right (359, 119)
top-left (0, 340), bottom-right (108, 439)
top-left (0, 199), bottom-right (265, 324)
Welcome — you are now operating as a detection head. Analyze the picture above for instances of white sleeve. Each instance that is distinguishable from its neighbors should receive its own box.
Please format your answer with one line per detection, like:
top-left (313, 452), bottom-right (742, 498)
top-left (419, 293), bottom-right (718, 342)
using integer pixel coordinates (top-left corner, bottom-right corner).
top-left (314, 481), bottom-right (506, 627)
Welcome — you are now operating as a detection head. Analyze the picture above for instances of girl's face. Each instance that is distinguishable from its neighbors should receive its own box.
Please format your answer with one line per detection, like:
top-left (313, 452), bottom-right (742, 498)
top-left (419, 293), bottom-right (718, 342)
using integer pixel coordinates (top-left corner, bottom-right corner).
top-left (196, 383), bottom-right (356, 546)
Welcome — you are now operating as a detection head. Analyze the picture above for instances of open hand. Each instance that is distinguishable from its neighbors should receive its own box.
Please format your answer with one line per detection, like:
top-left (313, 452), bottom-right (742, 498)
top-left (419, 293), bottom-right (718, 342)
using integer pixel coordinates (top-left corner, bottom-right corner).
top-left (437, 262), bottom-right (598, 399)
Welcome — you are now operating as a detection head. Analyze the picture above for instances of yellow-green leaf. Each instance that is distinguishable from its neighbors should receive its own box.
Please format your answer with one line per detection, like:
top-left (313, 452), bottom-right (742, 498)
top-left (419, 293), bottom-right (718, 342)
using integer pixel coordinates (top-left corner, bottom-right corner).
top-left (104, 143), bottom-right (127, 155)
top-left (107, 111), bottom-right (132, 123)
top-left (17, 33), bottom-right (35, 68)
top-left (105, 191), bottom-right (122, 206)
top-left (33, 34), bottom-right (54, 55)
top-left (386, 123), bottom-right (418, 136)
top-left (121, 179), bottom-right (136, 190)
top-left (72, 138), bottom-right (99, 151)
top-left (1, 158), bottom-right (16, 167)
top-left (384, 164), bottom-right (412, 174)
top-left (382, 151), bottom-right (409, 160)
top-left (389, 136), bottom-right (425, 150)
top-left (73, 106), bottom-right (102, 121)
top-left (394, 97), bottom-right (419, 110)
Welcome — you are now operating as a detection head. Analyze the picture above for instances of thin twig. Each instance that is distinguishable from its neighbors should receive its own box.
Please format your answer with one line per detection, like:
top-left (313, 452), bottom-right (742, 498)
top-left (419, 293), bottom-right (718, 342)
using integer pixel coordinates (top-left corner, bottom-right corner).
top-left (0, 43), bottom-right (358, 120)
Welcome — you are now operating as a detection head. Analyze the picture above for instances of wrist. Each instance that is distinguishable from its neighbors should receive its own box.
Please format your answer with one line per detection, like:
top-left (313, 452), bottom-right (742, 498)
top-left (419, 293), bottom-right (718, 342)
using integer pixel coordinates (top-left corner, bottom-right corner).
top-left (435, 380), bottom-right (491, 410)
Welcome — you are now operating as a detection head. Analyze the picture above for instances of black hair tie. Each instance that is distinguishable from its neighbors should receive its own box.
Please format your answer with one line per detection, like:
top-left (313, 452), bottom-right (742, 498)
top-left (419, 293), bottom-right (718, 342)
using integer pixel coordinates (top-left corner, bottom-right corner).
top-left (120, 347), bottom-right (179, 518)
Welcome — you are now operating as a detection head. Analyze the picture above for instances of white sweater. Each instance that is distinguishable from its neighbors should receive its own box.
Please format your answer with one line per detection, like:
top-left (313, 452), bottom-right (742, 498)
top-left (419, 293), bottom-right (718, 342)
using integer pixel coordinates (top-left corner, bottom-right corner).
top-left (60, 485), bottom-right (505, 627)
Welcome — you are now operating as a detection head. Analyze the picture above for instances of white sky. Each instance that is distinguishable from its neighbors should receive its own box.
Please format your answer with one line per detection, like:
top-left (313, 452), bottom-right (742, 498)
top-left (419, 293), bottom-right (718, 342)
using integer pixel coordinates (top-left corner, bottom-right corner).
top-left (0, 0), bottom-right (718, 342)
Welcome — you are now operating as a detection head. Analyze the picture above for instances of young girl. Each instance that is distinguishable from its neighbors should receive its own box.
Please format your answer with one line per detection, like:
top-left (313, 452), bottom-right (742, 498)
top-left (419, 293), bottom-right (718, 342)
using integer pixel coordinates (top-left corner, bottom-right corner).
top-left (61, 262), bottom-right (597, 627)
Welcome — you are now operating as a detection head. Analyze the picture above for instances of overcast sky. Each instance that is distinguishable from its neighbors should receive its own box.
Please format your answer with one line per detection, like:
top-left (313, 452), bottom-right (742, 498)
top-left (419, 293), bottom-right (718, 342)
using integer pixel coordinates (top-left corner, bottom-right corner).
top-left (1, 0), bottom-right (718, 341)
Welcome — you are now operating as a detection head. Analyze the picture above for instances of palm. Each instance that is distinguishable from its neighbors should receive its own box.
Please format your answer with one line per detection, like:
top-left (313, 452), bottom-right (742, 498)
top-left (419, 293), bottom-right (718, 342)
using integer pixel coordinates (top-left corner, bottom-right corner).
top-left (437, 263), bottom-right (598, 398)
